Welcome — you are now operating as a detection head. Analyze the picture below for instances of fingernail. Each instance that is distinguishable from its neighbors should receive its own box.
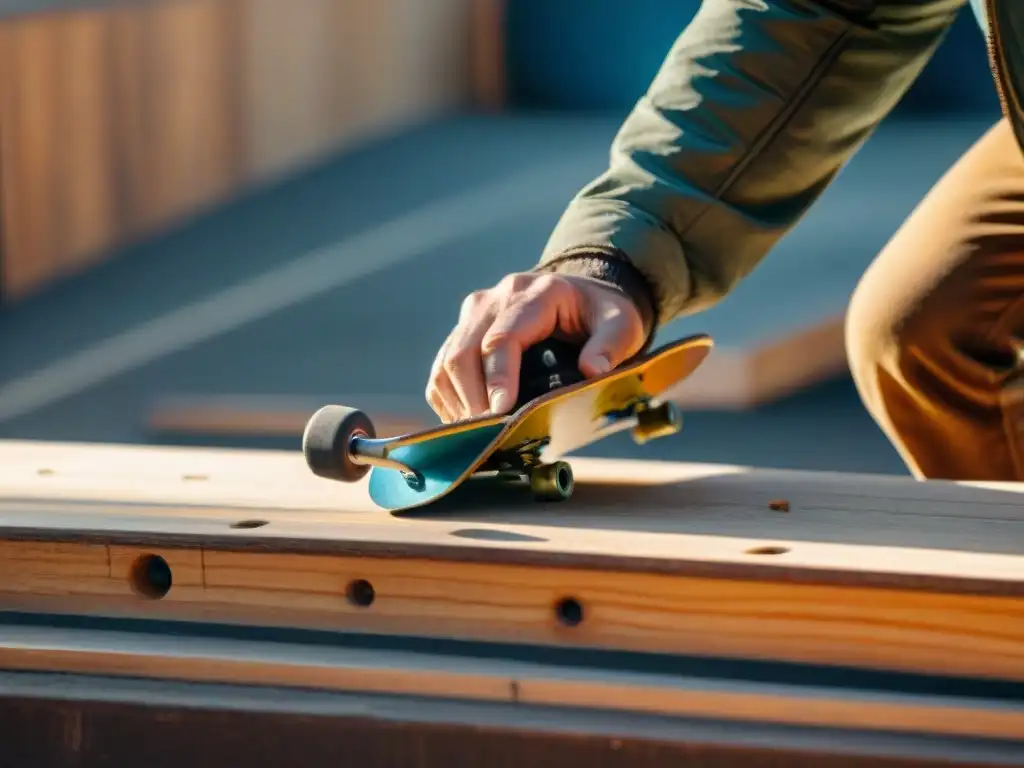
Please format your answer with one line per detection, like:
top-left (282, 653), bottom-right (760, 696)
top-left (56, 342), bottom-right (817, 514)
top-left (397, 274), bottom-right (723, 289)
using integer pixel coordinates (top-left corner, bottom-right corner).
top-left (591, 355), bottom-right (611, 374)
top-left (489, 387), bottom-right (511, 413)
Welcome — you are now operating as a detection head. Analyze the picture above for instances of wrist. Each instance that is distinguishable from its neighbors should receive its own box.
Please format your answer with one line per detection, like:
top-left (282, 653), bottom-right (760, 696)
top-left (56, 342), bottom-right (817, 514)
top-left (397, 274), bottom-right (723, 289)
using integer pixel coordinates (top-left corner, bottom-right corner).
top-left (536, 250), bottom-right (657, 352)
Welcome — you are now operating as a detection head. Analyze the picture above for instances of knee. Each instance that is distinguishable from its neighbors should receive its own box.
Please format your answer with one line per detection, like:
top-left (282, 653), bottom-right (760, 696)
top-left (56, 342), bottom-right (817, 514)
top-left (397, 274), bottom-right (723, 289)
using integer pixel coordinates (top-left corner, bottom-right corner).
top-left (844, 253), bottom-right (1005, 421)
top-left (845, 276), bottom-right (896, 418)
top-left (844, 262), bottom-right (951, 418)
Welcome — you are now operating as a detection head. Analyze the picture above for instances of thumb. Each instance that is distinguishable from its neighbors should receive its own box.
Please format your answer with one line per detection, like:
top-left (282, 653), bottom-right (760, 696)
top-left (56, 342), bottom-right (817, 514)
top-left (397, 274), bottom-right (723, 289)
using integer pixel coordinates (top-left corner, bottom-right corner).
top-left (578, 295), bottom-right (645, 377)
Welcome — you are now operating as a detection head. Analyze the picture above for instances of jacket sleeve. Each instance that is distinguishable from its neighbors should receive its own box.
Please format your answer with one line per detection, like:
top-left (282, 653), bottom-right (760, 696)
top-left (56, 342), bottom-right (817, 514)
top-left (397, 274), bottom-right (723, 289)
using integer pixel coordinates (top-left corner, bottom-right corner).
top-left (537, 0), bottom-right (964, 332)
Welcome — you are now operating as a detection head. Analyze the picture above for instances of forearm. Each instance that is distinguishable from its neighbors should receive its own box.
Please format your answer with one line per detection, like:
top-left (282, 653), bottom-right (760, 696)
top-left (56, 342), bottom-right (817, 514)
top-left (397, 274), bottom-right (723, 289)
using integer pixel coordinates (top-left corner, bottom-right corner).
top-left (538, 0), bottom-right (963, 336)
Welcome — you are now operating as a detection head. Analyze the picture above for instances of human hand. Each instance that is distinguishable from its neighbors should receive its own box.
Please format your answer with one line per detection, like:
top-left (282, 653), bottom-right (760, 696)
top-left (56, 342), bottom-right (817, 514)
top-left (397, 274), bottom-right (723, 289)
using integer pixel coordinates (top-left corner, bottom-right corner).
top-left (426, 272), bottom-right (646, 422)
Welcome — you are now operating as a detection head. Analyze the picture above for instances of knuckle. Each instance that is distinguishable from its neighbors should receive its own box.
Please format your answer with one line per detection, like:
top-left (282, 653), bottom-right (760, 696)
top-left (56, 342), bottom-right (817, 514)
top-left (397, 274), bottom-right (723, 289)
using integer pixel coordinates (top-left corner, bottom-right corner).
top-left (531, 272), bottom-right (569, 299)
top-left (480, 330), bottom-right (512, 356)
top-left (442, 344), bottom-right (474, 375)
top-left (460, 289), bottom-right (487, 315)
top-left (496, 273), bottom-right (518, 294)
top-left (497, 272), bottom-right (530, 295)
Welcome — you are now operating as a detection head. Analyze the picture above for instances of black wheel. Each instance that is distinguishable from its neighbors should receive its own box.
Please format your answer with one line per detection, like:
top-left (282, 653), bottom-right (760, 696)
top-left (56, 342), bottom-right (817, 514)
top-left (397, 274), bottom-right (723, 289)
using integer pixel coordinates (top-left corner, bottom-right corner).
top-left (530, 461), bottom-right (574, 502)
top-left (632, 401), bottom-right (683, 445)
top-left (302, 405), bottom-right (376, 482)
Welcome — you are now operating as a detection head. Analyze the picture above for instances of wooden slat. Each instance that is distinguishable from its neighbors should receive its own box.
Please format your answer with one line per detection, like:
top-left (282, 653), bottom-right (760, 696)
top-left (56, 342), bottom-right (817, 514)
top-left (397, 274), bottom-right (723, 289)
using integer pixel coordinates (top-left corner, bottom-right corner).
top-left (0, 440), bottom-right (1022, 684)
top-left (138, 0), bottom-right (243, 232)
top-left (469, 0), bottom-right (506, 111)
top-left (2, 625), bottom-right (1023, 744)
top-left (238, 0), bottom-right (350, 181)
top-left (3, 676), bottom-right (1018, 768)
top-left (0, 12), bottom-right (63, 298)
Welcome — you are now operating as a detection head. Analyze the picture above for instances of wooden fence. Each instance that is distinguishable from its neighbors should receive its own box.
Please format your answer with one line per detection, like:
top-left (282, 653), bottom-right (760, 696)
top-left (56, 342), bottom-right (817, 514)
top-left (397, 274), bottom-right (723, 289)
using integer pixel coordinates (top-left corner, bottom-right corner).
top-left (0, 0), bottom-right (479, 301)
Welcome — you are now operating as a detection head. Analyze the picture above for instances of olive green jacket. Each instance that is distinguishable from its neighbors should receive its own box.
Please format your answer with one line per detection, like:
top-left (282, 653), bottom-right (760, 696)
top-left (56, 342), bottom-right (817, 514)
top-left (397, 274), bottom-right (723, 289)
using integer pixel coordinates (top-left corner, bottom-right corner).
top-left (538, 0), bottom-right (1023, 339)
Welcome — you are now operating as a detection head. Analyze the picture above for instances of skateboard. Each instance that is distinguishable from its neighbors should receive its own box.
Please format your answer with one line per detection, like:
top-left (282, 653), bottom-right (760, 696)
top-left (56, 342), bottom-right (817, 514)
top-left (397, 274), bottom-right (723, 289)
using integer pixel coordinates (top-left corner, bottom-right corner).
top-left (302, 333), bottom-right (713, 512)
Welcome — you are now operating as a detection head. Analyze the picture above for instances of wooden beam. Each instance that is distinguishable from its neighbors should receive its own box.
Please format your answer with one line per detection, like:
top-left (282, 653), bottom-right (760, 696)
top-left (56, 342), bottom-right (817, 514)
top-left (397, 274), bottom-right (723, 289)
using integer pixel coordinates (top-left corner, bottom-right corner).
top-left (2, 624), bottom-right (1023, 745)
top-left (1, 439), bottom-right (1023, 687)
top-left (4, 674), bottom-right (1019, 768)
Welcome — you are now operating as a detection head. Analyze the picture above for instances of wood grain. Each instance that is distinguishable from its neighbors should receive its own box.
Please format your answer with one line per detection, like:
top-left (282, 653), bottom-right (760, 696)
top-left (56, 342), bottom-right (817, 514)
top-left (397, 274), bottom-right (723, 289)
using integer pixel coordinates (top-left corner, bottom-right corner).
top-left (0, 439), bottom-right (1022, 682)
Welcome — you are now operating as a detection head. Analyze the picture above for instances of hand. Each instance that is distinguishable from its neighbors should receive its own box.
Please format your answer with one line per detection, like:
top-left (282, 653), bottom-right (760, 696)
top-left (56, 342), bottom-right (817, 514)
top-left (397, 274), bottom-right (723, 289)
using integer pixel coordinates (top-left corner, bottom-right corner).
top-left (426, 272), bottom-right (646, 422)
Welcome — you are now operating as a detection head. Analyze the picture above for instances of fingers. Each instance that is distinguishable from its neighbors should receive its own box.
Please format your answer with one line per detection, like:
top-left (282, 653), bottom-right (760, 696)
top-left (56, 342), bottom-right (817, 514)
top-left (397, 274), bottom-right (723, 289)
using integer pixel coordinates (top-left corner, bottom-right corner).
top-left (426, 289), bottom-right (499, 422)
top-left (425, 338), bottom-right (462, 422)
top-left (480, 277), bottom-right (570, 412)
top-left (440, 315), bottom-right (494, 418)
top-left (578, 294), bottom-right (645, 377)
top-left (427, 273), bottom-right (612, 422)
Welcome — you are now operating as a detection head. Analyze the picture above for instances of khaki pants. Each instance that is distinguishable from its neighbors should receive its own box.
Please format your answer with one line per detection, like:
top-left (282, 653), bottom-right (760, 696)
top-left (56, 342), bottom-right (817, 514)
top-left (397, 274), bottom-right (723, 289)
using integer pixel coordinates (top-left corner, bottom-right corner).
top-left (847, 118), bottom-right (1024, 481)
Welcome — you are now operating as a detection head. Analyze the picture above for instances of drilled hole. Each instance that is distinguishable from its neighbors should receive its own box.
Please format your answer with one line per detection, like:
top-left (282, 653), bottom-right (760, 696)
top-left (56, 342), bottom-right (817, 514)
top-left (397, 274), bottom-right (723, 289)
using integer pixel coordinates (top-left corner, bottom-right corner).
top-left (130, 554), bottom-right (173, 599)
top-left (346, 579), bottom-right (375, 607)
top-left (746, 546), bottom-right (789, 556)
top-left (231, 519), bottom-right (268, 529)
top-left (555, 596), bottom-right (584, 627)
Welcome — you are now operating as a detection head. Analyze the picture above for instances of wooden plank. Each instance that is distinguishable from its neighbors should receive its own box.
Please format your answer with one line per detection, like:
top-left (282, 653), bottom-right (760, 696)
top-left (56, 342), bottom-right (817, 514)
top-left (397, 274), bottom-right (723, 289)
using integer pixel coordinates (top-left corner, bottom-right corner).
top-left (2, 624), bottom-right (1023, 744)
top-left (0, 440), bottom-right (1022, 684)
top-left (237, 0), bottom-right (352, 181)
top-left (0, 12), bottom-right (64, 299)
top-left (469, 0), bottom-right (507, 110)
top-left (5, 677), bottom-right (1019, 768)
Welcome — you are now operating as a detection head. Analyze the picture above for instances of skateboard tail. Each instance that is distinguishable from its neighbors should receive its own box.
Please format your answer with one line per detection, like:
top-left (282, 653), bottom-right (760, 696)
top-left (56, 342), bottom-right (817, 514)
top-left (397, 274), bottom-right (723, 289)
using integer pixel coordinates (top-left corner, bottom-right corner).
top-left (367, 422), bottom-right (505, 510)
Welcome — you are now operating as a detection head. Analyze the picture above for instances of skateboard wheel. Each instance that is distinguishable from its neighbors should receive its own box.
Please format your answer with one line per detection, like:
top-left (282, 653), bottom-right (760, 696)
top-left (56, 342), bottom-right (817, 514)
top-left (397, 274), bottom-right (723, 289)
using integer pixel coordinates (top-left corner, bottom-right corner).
top-left (302, 405), bottom-right (376, 482)
top-left (632, 401), bottom-right (683, 445)
top-left (530, 461), bottom-right (574, 502)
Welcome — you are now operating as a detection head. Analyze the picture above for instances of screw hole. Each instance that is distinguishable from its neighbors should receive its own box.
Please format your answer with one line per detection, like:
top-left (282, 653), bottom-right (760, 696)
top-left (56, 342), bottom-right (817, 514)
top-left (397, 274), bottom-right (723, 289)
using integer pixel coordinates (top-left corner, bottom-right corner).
top-left (230, 519), bottom-right (268, 529)
top-left (555, 596), bottom-right (584, 627)
top-left (130, 554), bottom-right (173, 600)
top-left (346, 579), bottom-right (375, 607)
top-left (746, 546), bottom-right (789, 556)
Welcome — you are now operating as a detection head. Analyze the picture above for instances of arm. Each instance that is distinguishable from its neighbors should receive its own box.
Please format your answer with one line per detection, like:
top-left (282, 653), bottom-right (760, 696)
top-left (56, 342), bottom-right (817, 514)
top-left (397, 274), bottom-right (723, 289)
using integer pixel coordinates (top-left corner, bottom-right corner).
top-left (538, 0), bottom-right (965, 342)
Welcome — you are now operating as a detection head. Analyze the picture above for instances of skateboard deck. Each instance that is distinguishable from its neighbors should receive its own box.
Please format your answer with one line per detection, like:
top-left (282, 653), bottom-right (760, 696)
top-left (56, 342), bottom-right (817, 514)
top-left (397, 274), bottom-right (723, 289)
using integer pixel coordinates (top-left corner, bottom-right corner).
top-left (303, 333), bottom-right (713, 512)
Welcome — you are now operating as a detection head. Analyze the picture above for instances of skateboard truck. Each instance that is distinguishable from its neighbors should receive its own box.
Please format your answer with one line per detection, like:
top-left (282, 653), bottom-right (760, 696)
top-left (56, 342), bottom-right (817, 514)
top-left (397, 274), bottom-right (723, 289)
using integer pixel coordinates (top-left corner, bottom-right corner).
top-left (632, 400), bottom-right (684, 444)
top-left (302, 404), bottom-right (421, 484)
